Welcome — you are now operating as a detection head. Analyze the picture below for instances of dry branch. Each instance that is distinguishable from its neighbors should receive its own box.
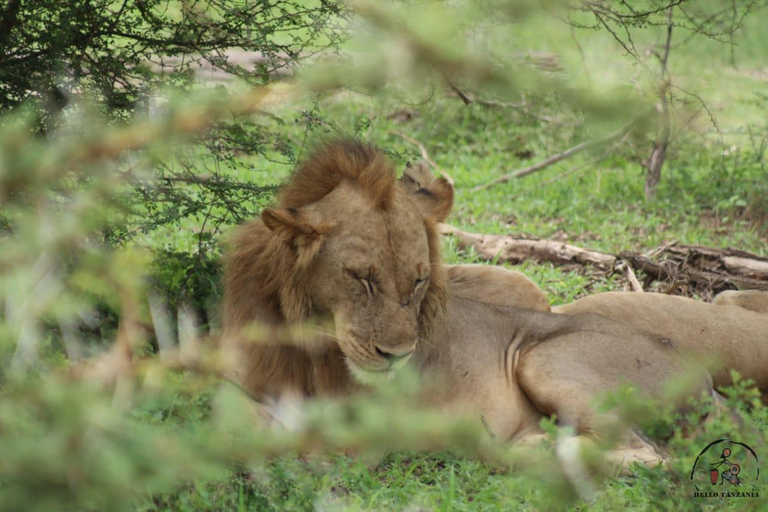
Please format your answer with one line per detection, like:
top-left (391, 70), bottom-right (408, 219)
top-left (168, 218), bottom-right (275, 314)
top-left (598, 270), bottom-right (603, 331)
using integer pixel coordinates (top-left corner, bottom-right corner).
top-left (441, 225), bottom-right (768, 295)
top-left (617, 259), bottom-right (644, 292)
top-left (474, 98), bottom-right (555, 123)
top-left (389, 131), bottom-right (454, 184)
top-left (389, 131), bottom-right (440, 170)
top-left (440, 71), bottom-right (473, 105)
top-left (470, 120), bottom-right (638, 192)
top-left (541, 146), bottom-right (617, 186)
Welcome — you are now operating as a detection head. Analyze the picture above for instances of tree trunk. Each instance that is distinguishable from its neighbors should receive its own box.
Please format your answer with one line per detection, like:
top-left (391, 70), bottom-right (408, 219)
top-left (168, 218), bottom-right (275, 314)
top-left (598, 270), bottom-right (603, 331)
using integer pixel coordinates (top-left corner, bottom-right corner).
top-left (645, 7), bottom-right (674, 199)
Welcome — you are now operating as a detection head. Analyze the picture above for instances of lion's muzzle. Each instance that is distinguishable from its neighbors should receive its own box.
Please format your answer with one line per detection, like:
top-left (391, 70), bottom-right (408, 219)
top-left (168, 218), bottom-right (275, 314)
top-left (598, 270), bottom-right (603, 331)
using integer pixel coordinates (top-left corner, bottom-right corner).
top-left (374, 345), bottom-right (415, 367)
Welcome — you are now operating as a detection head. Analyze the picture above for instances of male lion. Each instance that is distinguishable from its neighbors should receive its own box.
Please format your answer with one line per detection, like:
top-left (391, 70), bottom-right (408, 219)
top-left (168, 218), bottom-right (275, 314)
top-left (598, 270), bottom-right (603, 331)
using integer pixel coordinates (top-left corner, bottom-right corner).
top-left (223, 140), bottom-right (713, 466)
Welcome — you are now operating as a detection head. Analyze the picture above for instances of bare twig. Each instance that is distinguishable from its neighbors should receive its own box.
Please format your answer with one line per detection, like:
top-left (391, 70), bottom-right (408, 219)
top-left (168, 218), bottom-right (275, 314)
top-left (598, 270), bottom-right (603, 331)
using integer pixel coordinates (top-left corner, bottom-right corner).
top-left (670, 84), bottom-right (723, 145)
top-left (440, 70), bottom-right (473, 105)
top-left (541, 153), bottom-right (610, 186)
top-left (160, 175), bottom-right (214, 184)
top-left (643, 240), bottom-right (678, 259)
top-left (474, 98), bottom-right (555, 123)
top-left (473, 98), bottom-right (525, 109)
top-left (541, 127), bottom-right (635, 186)
top-left (568, 11), bottom-right (592, 86)
top-left (617, 259), bottom-right (644, 292)
top-left (389, 131), bottom-right (454, 184)
top-left (471, 120), bottom-right (638, 192)
top-left (660, 280), bottom-right (688, 295)
top-left (389, 131), bottom-right (439, 171)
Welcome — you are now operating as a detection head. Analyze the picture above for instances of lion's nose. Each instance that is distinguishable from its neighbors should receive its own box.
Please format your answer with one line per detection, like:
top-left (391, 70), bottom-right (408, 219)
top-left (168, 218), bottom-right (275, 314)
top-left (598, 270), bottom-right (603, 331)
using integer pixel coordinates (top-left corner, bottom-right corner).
top-left (374, 345), bottom-right (414, 365)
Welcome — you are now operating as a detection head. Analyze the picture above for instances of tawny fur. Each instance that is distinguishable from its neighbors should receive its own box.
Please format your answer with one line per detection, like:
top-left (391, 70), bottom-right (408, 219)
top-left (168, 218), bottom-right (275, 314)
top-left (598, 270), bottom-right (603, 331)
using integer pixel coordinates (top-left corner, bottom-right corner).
top-left (553, 291), bottom-right (768, 391)
top-left (713, 289), bottom-right (768, 315)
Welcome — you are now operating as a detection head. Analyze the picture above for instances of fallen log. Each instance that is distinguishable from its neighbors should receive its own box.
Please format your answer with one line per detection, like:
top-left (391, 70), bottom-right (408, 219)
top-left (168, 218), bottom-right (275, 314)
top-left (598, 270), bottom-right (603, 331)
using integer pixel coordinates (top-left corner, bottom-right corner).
top-left (440, 224), bottom-right (768, 295)
top-left (440, 225), bottom-right (616, 268)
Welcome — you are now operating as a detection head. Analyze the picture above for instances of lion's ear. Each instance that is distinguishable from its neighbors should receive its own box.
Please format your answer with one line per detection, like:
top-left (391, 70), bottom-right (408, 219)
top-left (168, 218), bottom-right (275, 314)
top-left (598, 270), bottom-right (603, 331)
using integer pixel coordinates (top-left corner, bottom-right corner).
top-left (416, 177), bottom-right (454, 222)
top-left (400, 161), bottom-right (454, 222)
top-left (261, 207), bottom-right (322, 245)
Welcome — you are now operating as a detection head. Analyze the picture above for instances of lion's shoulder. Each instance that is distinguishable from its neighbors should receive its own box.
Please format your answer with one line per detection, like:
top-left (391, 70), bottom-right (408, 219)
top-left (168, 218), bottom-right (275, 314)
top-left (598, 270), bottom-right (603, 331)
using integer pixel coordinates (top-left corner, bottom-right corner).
top-left (446, 264), bottom-right (550, 312)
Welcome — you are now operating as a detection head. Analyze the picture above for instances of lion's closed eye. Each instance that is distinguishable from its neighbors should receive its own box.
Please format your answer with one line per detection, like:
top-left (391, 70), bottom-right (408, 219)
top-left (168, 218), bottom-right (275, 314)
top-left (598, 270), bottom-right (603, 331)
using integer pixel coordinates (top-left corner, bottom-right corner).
top-left (360, 276), bottom-right (375, 296)
top-left (345, 268), bottom-right (376, 296)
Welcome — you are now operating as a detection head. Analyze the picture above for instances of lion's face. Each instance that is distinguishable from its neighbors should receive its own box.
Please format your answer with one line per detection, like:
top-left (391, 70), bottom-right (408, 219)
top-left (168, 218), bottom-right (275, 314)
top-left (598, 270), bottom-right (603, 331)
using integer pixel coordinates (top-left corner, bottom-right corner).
top-left (306, 187), bottom-right (431, 381)
top-left (262, 178), bottom-right (450, 384)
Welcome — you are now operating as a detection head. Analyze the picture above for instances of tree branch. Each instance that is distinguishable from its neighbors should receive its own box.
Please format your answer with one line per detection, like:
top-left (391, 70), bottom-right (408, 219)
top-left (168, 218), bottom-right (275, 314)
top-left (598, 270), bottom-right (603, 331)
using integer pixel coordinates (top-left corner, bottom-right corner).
top-left (471, 120), bottom-right (638, 192)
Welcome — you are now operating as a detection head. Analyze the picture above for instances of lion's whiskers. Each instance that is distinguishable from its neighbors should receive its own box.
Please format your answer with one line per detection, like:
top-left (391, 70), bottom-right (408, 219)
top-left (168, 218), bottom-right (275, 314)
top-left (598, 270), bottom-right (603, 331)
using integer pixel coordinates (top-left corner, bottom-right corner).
top-left (310, 325), bottom-right (338, 340)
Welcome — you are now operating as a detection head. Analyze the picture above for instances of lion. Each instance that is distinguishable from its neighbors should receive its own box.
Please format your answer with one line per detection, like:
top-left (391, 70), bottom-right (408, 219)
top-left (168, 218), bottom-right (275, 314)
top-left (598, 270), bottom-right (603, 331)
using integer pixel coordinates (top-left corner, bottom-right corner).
top-left (222, 140), bottom-right (715, 467)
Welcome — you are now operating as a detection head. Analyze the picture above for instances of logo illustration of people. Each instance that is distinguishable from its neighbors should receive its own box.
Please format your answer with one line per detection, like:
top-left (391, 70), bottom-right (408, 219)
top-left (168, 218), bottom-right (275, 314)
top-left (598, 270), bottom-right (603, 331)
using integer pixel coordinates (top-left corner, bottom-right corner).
top-left (710, 448), bottom-right (741, 486)
top-left (690, 438), bottom-right (759, 494)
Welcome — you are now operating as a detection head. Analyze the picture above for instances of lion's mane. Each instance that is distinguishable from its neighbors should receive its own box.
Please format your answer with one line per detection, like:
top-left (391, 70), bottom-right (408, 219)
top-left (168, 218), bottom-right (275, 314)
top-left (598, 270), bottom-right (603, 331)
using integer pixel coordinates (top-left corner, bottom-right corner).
top-left (223, 140), bottom-right (447, 397)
